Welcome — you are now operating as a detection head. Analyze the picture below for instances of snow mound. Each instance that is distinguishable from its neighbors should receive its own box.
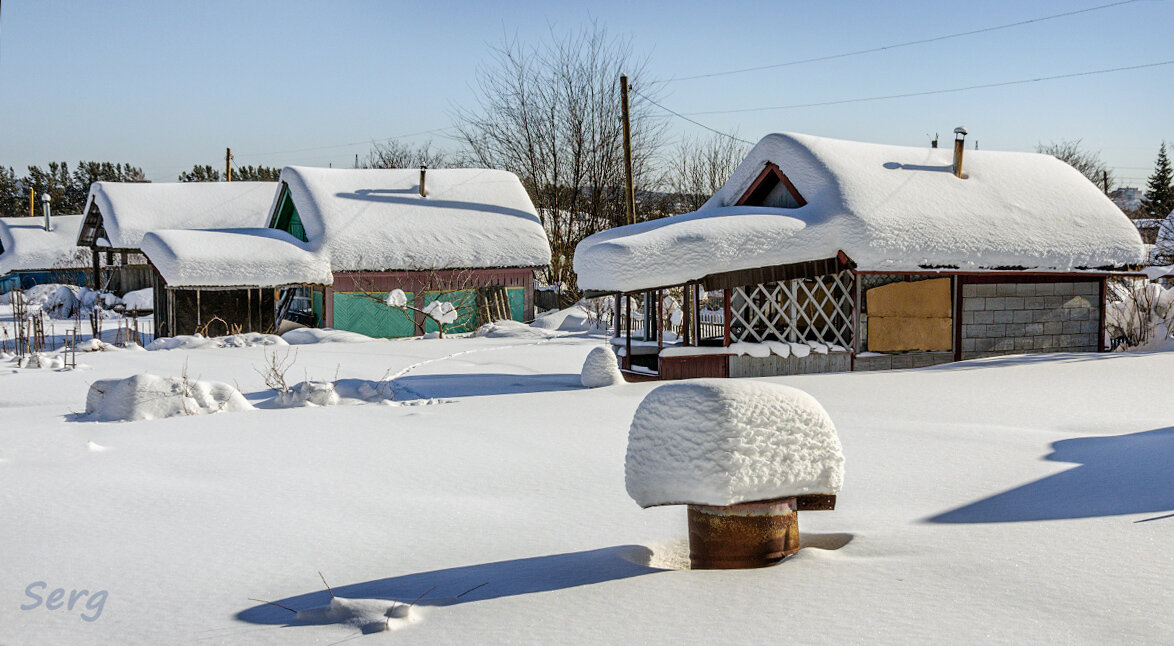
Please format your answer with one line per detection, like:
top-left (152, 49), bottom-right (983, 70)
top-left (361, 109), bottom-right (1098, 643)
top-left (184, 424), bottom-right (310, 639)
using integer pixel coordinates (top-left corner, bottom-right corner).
top-left (296, 597), bottom-right (415, 634)
top-left (625, 379), bottom-right (844, 508)
top-left (14, 353), bottom-right (66, 369)
top-left (121, 288), bottom-right (153, 312)
top-left (531, 305), bottom-right (596, 332)
top-left (476, 320), bottom-right (556, 339)
top-left (75, 338), bottom-right (118, 352)
top-left (581, 345), bottom-right (624, 387)
top-left (148, 333), bottom-right (288, 351)
top-left (282, 328), bottom-right (373, 344)
top-left (273, 381), bottom-right (340, 408)
top-left (84, 374), bottom-right (253, 422)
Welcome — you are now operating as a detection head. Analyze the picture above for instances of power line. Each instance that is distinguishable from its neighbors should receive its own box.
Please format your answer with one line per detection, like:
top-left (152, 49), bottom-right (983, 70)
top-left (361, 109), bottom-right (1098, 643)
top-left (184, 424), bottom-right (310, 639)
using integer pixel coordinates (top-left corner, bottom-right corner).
top-left (665, 0), bottom-right (1142, 83)
top-left (681, 59), bottom-right (1174, 116)
top-left (629, 89), bottom-right (754, 147)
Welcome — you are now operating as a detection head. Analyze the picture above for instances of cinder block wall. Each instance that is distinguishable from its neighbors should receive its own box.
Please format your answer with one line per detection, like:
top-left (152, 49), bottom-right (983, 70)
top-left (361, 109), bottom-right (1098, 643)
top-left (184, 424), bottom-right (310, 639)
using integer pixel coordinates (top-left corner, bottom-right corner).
top-left (960, 281), bottom-right (1100, 359)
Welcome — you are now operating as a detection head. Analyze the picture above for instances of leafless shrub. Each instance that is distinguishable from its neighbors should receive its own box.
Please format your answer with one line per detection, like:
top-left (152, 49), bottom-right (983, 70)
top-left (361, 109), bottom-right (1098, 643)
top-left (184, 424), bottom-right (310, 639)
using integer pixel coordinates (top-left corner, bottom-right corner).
top-left (254, 347), bottom-right (298, 395)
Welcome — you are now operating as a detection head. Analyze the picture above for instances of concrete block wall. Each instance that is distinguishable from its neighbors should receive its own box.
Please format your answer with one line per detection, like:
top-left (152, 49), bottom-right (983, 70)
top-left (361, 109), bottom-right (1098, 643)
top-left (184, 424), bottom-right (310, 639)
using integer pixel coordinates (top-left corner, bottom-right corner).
top-left (960, 281), bottom-right (1100, 359)
top-left (854, 351), bottom-right (954, 372)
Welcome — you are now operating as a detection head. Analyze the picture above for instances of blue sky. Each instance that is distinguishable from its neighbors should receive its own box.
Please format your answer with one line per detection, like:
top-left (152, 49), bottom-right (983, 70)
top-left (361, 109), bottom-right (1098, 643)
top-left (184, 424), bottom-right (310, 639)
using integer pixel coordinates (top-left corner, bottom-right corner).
top-left (1, 0), bottom-right (1171, 187)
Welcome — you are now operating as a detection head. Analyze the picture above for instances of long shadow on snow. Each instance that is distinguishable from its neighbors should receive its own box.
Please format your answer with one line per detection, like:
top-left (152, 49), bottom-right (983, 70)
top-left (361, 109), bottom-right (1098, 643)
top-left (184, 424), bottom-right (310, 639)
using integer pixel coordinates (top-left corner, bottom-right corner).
top-left (919, 351), bottom-right (1146, 372)
top-left (236, 545), bottom-right (664, 625)
top-left (385, 372), bottom-right (582, 399)
top-left (928, 426), bottom-right (1174, 523)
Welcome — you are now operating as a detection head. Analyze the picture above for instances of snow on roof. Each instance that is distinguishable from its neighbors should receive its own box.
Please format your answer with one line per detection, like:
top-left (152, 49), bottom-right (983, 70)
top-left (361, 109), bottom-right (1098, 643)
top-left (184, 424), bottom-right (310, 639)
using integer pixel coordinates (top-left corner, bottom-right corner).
top-left (141, 228), bottom-right (333, 288)
top-left (576, 132), bottom-right (1146, 292)
top-left (277, 166), bottom-right (551, 272)
top-left (0, 215), bottom-right (90, 275)
top-left (625, 379), bottom-right (844, 508)
top-left (81, 181), bottom-right (277, 249)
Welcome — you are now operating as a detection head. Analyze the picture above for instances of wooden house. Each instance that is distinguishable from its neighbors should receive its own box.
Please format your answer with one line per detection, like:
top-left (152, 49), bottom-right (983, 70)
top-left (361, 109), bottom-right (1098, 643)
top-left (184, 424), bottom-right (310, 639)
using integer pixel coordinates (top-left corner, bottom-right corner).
top-left (574, 132), bottom-right (1146, 381)
top-left (139, 167), bottom-right (551, 338)
top-left (263, 166), bottom-right (551, 337)
top-left (77, 181), bottom-right (276, 295)
top-left (0, 215), bottom-right (91, 293)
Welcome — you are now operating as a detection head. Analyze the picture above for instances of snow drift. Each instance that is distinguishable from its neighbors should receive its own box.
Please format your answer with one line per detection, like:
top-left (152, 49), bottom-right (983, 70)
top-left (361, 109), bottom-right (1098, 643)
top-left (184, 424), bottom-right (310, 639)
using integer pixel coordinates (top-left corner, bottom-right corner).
top-left (625, 379), bottom-right (843, 508)
top-left (84, 374), bottom-right (253, 422)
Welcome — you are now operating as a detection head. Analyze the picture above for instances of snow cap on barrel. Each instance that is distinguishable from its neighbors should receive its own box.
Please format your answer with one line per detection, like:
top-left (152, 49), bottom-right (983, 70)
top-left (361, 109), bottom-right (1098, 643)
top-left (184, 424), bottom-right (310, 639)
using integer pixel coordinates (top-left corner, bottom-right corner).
top-left (625, 379), bottom-right (844, 508)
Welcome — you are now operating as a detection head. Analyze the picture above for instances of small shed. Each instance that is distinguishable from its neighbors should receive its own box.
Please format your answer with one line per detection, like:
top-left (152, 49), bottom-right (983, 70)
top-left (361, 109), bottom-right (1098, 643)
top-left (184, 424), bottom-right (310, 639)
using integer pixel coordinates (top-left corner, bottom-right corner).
top-left (141, 228), bottom-right (332, 337)
top-left (77, 181), bottom-right (276, 294)
top-left (574, 132), bottom-right (1146, 380)
top-left (264, 166), bottom-right (552, 337)
top-left (0, 215), bottom-right (91, 293)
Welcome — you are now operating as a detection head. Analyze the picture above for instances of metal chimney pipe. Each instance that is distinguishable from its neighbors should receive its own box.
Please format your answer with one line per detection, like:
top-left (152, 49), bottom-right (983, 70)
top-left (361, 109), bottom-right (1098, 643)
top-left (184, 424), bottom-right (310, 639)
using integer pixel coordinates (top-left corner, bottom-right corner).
top-left (952, 126), bottom-right (968, 178)
top-left (41, 193), bottom-right (52, 231)
top-left (419, 164), bottom-right (427, 197)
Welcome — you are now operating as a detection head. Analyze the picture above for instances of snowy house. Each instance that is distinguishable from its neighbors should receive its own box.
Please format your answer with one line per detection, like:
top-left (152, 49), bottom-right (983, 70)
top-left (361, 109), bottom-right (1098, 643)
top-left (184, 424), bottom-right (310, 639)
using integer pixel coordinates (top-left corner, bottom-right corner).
top-left (574, 132), bottom-right (1146, 380)
top-left (77, 181), bottom-right (277, 295)
top-left (260, 166), bottom-right (551, 337)
top-left (0, 215), bottom-right (91, 293)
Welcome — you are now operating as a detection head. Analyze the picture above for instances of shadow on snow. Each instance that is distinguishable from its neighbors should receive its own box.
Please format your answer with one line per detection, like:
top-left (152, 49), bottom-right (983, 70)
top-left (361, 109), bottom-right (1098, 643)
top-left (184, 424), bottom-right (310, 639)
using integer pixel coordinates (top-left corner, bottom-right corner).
top-left (928, 426), bottom-right (1174, 523)
top-left (236, 545), bottom-right (665, 626)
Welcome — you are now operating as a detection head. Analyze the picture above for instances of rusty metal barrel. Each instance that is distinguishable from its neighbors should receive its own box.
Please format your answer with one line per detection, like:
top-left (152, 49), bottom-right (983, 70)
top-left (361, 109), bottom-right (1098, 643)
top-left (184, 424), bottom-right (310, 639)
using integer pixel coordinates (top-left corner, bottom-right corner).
top-left (687, 497), bottom-right (799, 569)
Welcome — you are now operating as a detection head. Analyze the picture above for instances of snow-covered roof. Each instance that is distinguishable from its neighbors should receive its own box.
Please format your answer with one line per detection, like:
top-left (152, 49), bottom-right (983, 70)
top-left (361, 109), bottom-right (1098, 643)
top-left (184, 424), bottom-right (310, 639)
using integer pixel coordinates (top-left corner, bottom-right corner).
top-left (277, 166), bottom-right (551, 272)
top-left (141, 228), bottom-right (333, 288)
top-left (0, 215), bottom-right (90, 275)
top-left (80, 181), bottom-right (277, 249)
top-left (575, 132), bottom-right (1146, 292)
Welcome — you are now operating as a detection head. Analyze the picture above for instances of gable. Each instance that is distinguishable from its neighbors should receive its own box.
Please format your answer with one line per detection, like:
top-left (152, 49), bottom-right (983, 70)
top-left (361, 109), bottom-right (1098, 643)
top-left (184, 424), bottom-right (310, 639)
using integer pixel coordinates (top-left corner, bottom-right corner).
top-left (270, 185), bottom-right (308, 242)
top-left (735, 162), bottom-right (806, 208)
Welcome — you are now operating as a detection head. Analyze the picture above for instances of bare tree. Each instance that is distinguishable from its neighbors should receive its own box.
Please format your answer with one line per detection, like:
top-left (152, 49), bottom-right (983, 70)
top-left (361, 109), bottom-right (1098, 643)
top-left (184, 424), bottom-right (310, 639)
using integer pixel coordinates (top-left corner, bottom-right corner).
top-left (365, 139), bottom-right (454, 169)
top-left (455, 23), bottom-right (666, 301)
top-left (1036, 139), bottom-right (1114, 192)
top-left (666, 132), bottom-right (747, 213)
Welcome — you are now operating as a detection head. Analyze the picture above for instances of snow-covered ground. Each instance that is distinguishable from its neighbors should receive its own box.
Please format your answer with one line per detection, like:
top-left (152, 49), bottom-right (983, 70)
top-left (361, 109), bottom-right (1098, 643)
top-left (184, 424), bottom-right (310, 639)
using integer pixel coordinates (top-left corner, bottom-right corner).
top-left (2, 302), bottom-right (1173, 644)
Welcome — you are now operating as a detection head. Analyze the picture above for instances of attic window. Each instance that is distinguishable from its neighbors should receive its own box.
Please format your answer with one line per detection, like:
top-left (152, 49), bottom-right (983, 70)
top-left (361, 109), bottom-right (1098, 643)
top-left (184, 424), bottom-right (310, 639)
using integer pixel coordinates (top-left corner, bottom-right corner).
top-left (735, 162), bottom-right (806, 208)
top-left (271, 186), bottom-right (308, 242)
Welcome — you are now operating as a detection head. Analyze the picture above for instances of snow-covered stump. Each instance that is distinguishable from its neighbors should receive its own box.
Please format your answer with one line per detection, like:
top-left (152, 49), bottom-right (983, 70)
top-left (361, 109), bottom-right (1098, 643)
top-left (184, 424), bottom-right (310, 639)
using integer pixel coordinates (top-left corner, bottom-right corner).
top-left (625, 379), bottom-right (844, 570)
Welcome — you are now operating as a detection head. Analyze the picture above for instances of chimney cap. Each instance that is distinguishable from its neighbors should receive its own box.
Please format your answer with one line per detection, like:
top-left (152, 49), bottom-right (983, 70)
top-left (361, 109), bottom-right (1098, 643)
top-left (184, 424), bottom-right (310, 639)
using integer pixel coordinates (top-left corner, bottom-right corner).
top-left (953, 126), bottom-right (968, 136)
top-left (40, 192), bottom-right (51, 202)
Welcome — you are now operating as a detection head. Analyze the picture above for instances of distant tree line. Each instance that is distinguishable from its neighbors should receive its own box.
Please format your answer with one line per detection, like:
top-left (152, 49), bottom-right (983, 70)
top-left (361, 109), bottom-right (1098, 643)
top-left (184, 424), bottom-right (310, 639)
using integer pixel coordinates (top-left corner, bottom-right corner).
top-left (0, 161), bottom-right (147, 217)
top-left (178, 164), bottom-right (281, 182)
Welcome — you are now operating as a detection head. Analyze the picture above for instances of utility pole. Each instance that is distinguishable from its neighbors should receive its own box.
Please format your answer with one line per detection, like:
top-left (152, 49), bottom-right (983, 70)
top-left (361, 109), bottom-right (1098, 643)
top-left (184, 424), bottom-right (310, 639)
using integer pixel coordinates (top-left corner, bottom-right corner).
top-left (1103, 170), bottom-right (1110, 195)
top-left (225, 147), bottom-right (232, 182)
top-left (28, 188), bottom-right (34, 218)
top-left (619, 74), bottom-right (636, 227)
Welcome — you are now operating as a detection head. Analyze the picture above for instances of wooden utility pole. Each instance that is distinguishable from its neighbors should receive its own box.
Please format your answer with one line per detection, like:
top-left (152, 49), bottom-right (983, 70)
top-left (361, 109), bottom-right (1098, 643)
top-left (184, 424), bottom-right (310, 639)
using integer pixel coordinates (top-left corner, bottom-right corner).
top-left (225, 147), bottom-right (232, 182)
top-left (619, 74), bottom-right (636, 226)
top-left (29, 188), bottom-right (34, 217)
top-left (1102, 170), bottom-right (1110, 195)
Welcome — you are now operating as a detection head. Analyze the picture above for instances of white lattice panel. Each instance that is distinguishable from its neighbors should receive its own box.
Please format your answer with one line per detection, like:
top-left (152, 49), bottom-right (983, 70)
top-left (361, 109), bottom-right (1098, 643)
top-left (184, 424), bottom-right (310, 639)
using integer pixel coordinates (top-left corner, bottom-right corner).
top-left (731, 270), bottom-right (853, 347)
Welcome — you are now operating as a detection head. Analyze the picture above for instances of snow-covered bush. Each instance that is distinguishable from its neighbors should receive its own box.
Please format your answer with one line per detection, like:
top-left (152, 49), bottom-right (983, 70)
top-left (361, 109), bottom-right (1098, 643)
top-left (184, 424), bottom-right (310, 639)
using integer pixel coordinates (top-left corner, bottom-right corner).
top-left (1106, 279), bottom-right (1174, 351)
top-left (581, 345), bottom-right (624, 387)
top-left (625, 379), bottom-right (844, 508)
top-left (273, 380), bottom-right (340, 408)
top-left (282, 328), bottom-right (372, 344)
top-left (84, 373), bottom-right (253, 422)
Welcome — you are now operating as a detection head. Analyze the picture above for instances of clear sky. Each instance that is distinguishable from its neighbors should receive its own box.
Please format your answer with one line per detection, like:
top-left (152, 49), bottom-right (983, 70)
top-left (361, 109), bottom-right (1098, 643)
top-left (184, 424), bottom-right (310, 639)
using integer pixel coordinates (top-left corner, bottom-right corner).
top-left (1, 0), bottom-right (1171, 187)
